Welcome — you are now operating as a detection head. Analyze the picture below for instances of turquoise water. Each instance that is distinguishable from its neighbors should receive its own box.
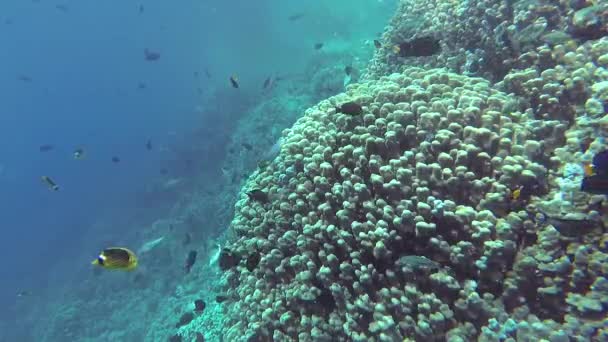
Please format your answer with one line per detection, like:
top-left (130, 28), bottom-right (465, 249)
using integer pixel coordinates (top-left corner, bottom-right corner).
top-left (0, 1), bottom-right (395, 341)
top-left (4, 0), bottom-right (608, 341)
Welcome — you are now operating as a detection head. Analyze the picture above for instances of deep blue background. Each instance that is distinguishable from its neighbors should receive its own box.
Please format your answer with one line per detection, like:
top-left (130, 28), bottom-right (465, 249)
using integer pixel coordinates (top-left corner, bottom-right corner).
top-left (0, 0), bottom-right (395, 339)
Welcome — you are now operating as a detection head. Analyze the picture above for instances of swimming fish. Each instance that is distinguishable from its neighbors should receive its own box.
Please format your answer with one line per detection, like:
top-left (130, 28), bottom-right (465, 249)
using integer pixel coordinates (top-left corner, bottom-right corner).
top-left (581, 175), bottom-right (608, 195)
top-left (215, 294), bottom-right (229, 303)
top-left (242, 142), bottom-right (253, 151)
top-left (581, 150), bottom-right (608, 195)
top-left (219, 248), bottom-right (240, 270)
top-left (39, 144), bottom-right (54, 152)
top-left (111, 156), bottom-right (121, 163)
top-left (335, 101), bottom-right (363, 115)
top-left (287, 13), bottom-right (305, 21)
top-left (139, 4), bottom-right (144, 14)
top-left (194, 299), bottom-right (205, 313)
top-left (373, 40), bottom-right (382, 49)
top-left (262, 76), bottom-right (272, 89)
top-left (146, 140), bottom-right (152, 150)
top-left (245, 253), bottom-right (260, 272)
top-left (247, 189), bottom-right (269, 203)
top-left (314, 43), bottom-right (324, 50)
top-left (511, 186), bottom-right (523, 201)
top-left (17, 75), bottom-right (32, 82)
top-left (16, 290), bottom-right (31, 298)
top-left (230, 75), bottom-right (239, 88)
top-left (396, 36), bottom-right (441, 57)
top-left (586, 150), bottom-right (608, 176)
top-left (344, 65), bottom-right (353, 76)
top-left (92, 247), bottom-right (138, 271)
top-left (144, 48), bottom-right (161, 61)
top-left (185, 250), bottom-right (197, 274)
top-left (73, 148), bottom-right (85, 159)
top-left (41, 176), bottom-right (59, 191)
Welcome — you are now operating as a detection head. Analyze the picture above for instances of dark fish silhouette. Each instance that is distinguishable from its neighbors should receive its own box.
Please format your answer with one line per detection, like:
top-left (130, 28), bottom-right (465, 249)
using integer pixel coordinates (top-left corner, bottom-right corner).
top-left (262, 76), bottom-right (272, 89)
top-left (138, 82), bottom-right (146, 89)
top-left (215, 294), bottom-right (229, 303)
top-left (41, 176), bottom-right (59, 191)
top-left (55, 4), bottom-right (68, 12)
top-left (194, 299), bottom-right (205, 313)
top-left (17, 75), bottom-right (32, 82)
top-left (185, 250), bottom-right (197, 273)
top-left (336, 101), bottom-right (363, 115)
top-left (373, 39), bottom-right (382, 49)
top-left (314, 43), bottom-right (324, 50)
top-left (146, 140), bottom-right (152, 150)
top-left (39, 144), bottom-right (54, 152)
top-left (111, 156), bottom-right (121, 163)
top-left (581, 150), bottom-right (608, 195)
top-left (242, 142), bottom-right (253, 151)
top-left (246, 253), bottom-right (260, 272)
top-left (144, 49), bottom-right (161, 61)
top-left (344, 65), bottom-right (353, 76)
top-left (397, 36), bottom-right (441, 57)
top-left (288, 13), bottom-right (304, 21)
top-left (247, 189), bottom-right (269, 203)
top-left (139, 5), bottom-right (144, 13)
top-left (230, 75), bottom-right (239, 88)
top-left (160, 168), bottom-right (168, 175)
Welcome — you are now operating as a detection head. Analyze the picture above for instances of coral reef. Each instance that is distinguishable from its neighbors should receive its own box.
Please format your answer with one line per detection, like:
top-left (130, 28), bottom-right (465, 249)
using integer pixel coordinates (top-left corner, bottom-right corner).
top-left (219, 66), bottom-right (592, 340)
top-left (218, 0), bottom-right (608, 338)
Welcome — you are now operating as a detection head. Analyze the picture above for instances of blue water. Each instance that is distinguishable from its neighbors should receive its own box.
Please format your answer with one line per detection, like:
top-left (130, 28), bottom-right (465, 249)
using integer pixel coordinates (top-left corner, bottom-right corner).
top-left (0, 1), bottom-right (394, 340)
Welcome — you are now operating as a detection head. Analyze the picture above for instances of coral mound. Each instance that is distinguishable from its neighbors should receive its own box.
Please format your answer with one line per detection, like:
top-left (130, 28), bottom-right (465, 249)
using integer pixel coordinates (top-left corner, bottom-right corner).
top-left (220, 67), bottom-right (564, 341)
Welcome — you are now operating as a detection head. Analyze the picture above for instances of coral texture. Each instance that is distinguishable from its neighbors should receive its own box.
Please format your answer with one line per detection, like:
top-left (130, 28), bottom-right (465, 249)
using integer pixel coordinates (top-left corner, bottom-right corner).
top-left (220, 67), bottom-right (562, 341)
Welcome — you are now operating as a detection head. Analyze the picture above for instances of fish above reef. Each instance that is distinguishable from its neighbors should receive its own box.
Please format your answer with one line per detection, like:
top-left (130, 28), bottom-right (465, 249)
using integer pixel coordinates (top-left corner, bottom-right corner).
top-left (218, 247), bottom-right (240, 270)
top-left (215, 294), bottom-right (230, 303)
top-left (344, 65), bottom-right (354, 76)
top-left (396, 36), bottom-right (441, 57)
top-left (335, 101), bottom-right (363, 115)
top-left (39, 144), bottom-right (54, 152)
top-left (16, 290), bottom-right (31, 298)
top-left (73, 148), bottom-right (85, 159)
top-left (396, 255), bottom-right (440, 271)
top-left (92, 247), bottom-right (138, 271)
top-left (314, 43), bottom-right (324, 50)
top-left (194, 299), bottom-right (205, 313)
top-left (373, 39), bottom-right (382, 49)
top-left (581, 150), bottom-right (608, 195)
top-left (229, 75), bottom-right (239, 88)
top-left (41, 176), bottom-right (59, 191)
top-left (287, 13), bottom-right (305, 21)
top-left (247, 189), bottom-right (269, 203)
top-left (144, 48), bottom-right (161, 61)
top-left (242, 142), bottom-right (253, 151)
top-left (185, 250), bottom-right (197, 273)
top-left (17, 74), bottom-right (32, 82)
top-left (245, 252), bottom-right (260, 272)
top-left (536, 210), bottom-right (602, 238)
top-left (262, 76), bottom-right (272, 89)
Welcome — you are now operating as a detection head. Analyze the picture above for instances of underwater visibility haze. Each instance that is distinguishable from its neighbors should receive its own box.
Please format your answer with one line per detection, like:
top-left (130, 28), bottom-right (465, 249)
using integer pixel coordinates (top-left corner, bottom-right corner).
top-left (2, 0), bottom-right (608, 341)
